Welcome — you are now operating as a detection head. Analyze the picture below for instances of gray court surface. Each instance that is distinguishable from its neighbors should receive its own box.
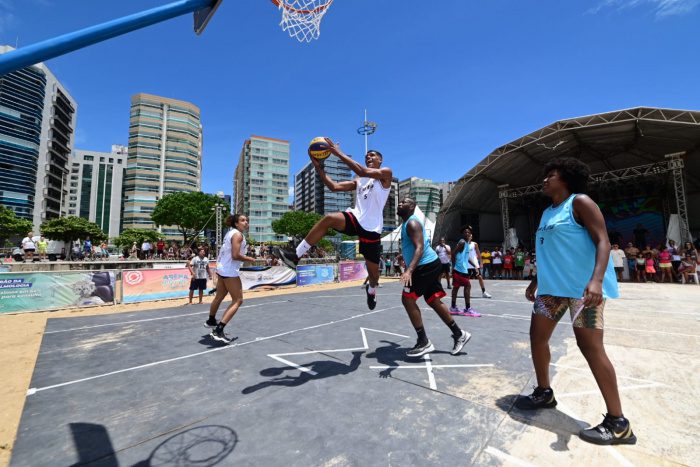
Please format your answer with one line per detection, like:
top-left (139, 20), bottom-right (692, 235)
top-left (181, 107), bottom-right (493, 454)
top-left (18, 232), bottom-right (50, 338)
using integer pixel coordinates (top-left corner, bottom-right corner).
top-left (12, 281), bottom-right (572, 466)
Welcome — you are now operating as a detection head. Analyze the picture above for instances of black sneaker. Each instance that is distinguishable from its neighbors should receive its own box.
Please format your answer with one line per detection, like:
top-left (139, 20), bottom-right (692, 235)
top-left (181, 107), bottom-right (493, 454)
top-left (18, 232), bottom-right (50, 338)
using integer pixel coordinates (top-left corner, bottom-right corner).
top-left (204, 316), bottom-right (218, 328)
top-left (365, 285), bottom-right (377, 310)
top-left (580, 413), bottom-right (637, 445)
top-left (272, 247), bottom-right (299, 270)
top-left (406, 340), bottom-right (434, 357)
top-left (210, 328), bottom-right (232, 344)
top-left (450, 330), bottom-right (472, 355)
top-left (515, 386), bottom-right (557, 410)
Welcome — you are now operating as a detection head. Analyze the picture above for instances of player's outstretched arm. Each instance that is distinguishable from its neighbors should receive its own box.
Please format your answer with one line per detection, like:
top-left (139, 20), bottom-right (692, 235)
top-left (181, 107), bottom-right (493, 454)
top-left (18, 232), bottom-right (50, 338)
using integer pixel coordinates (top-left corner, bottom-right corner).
top-left (309, 155), bottom-right (356, 192)
top-left (324, 138), bottom-right (392, 184)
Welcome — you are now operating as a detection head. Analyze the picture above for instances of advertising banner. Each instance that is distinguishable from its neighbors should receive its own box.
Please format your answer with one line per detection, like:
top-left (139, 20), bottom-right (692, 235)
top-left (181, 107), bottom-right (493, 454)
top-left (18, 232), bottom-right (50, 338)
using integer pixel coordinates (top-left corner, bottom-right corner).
top-left (122, 268), bottom-right (207, 304)
top-left (0, 271), bottom-right (116, 314)
top-left (296, 264), bottom-right (335, 287)
top-left (239, 266), bottom-right (297, 290)
top-left (339, 261), bottom-right (368, 282)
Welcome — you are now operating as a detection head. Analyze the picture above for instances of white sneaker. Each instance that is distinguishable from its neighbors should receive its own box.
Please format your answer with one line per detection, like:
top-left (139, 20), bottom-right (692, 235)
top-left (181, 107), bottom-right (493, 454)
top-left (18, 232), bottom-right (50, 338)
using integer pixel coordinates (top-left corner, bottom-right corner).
top-left (482, 291), bottom-right (492, 298)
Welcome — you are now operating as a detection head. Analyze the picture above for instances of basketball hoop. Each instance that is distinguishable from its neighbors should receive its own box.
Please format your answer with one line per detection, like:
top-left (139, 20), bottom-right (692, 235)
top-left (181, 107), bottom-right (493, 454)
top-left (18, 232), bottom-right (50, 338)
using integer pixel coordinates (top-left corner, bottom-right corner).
top-left (271, 0), bottom-right (333, 43)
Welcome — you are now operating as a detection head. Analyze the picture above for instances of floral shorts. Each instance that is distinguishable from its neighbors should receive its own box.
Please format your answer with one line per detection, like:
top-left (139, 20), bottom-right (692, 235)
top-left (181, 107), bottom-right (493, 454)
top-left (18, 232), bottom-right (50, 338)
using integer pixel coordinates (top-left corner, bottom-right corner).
top-left (533, 295), bottom-right (605, 329)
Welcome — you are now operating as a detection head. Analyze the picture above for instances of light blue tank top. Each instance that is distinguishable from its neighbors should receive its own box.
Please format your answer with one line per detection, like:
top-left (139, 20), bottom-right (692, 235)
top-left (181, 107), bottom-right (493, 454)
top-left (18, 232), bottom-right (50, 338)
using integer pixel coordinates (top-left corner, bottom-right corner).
top-left (536, 194), bottom-right (619, 299)
top-left (401, 214), bottom-right (438, 267)
top-left (454, 240), bottom-right (471, 274)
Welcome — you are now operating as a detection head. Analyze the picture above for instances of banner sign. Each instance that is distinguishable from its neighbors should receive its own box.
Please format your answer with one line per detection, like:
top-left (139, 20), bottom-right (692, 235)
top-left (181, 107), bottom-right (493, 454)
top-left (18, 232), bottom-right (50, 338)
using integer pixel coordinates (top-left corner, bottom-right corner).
top-left (239, 266), bottom-right (297, 290)
top-left (296, 264), bottom-right (335, 287)
top-left (339, 261), bottom-right (368, 282)
top-left (0, 271), bottom-right (116, 314)
top-left (122, 267), bottom-right (208, 304)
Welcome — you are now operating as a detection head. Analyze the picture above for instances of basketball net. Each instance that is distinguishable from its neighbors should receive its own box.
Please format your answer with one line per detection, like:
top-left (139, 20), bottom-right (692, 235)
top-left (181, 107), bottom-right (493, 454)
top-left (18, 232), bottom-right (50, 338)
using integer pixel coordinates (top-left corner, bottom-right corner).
top-left (272, 0), bottom-right (333, 42)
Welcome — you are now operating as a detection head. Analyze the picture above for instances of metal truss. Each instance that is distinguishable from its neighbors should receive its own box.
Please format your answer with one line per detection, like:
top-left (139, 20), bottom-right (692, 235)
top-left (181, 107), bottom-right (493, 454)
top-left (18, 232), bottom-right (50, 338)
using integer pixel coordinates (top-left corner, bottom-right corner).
top-left (443, 107), bottom-right (700, 215)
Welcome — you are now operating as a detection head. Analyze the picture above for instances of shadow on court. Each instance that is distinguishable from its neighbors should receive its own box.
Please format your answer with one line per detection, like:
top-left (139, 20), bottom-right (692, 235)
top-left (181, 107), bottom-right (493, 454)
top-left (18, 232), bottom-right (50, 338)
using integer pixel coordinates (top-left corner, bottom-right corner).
top-left (197, 333), bottom-right (238, 348)
top-left (132, 425), bottom-right (238, 467)
top-left (242, 351), bottom-right (364, 394)
top-left (366, 340), bottom-right (464, 378)
top-left (69, 422), bottom-right (117, 467)
top-left (494, 395), bottom-right (586, 452)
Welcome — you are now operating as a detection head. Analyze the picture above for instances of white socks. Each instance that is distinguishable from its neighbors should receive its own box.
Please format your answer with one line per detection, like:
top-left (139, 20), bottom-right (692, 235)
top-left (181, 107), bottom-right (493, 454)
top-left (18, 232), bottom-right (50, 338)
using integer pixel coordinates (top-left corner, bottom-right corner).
top-left (296, 239), bottom-right (312, 258)
top-left (368, 286), bottom-right (376, 295)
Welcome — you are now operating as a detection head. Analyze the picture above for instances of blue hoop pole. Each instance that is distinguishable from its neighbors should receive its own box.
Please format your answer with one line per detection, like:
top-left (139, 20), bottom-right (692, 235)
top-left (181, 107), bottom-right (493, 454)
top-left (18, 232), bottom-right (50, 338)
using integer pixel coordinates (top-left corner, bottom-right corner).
top-left (0, 0), bottom-right (214, 76)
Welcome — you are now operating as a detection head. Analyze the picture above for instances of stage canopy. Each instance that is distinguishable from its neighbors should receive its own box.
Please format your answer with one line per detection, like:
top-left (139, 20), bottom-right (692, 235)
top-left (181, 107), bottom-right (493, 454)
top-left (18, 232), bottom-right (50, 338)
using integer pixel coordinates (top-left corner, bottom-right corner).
top-left (436, 107), bottom-right (700, 246)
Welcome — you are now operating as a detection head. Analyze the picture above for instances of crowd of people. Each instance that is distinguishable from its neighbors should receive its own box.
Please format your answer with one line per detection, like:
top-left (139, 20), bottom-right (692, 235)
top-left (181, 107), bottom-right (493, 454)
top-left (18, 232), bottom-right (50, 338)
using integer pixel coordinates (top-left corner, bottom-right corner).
top-left (616, 240), bottom-right (698, 284)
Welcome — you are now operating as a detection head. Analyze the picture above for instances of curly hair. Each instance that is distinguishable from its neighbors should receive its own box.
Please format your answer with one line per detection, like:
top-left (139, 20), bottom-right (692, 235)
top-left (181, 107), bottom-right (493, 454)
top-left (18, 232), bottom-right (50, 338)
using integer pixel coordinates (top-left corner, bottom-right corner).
top-left (543, 157), bottom-right (590, 194)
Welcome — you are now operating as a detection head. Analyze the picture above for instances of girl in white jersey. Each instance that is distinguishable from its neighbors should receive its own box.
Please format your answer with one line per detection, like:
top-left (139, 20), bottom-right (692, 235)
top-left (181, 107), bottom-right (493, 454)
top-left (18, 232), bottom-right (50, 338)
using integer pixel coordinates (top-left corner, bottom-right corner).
top-left (207, 214), bottom-right (256, 344)
top-left (274, 138), bottom-right (393, 311)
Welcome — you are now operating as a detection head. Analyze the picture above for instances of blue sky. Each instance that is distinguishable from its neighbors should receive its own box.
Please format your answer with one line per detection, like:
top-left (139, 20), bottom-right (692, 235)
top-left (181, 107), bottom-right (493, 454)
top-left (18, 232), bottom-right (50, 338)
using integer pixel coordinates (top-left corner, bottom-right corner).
top-left (1, 0), bottom-right (699, 200)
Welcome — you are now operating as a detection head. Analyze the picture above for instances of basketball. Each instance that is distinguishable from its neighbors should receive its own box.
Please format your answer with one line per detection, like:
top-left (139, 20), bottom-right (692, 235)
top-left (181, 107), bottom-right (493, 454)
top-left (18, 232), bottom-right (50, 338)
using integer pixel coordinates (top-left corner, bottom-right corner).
top-left (309, 137), bottom-right (331, 160)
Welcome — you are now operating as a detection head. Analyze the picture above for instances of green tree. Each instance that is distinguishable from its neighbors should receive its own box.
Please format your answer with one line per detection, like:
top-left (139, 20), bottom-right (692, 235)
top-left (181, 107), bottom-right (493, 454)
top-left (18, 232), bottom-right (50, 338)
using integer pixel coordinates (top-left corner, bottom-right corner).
top-left (151, 192), bottom-right (220, 244)
top-left (0, 206), bottom-right (33, 248)
top-left (40, 216), bottom-right (106, 260)
top-left (271, 211), bottom-right (327, 240)
top-left (112, 229), bottom-right (164, 250)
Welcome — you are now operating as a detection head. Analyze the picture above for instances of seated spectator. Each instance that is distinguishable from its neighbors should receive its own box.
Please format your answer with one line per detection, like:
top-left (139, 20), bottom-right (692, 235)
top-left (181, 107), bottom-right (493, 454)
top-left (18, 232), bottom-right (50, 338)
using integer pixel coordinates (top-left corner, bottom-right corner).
top-left (682, 242), bottom-right (698, 260)
top-left (678, 253), bottom-right (698, 284)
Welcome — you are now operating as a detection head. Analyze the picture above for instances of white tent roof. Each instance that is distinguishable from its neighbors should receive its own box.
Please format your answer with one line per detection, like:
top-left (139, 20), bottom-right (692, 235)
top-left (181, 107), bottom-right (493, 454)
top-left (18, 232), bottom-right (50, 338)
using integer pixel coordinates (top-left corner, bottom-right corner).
top-left (381, 206), bottom-right (435, 253)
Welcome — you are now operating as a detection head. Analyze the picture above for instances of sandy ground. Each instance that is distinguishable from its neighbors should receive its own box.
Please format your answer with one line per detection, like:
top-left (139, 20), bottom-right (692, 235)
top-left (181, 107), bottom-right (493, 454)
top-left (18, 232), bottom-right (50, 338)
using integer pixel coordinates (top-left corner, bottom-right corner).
top-left (0, 278), bottom-right (390, 467)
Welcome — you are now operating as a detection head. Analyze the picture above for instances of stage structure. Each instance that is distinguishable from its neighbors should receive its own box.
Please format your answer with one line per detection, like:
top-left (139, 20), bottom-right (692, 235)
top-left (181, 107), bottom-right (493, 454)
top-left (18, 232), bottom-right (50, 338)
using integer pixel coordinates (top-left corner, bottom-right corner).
top-left (437, 108), bottom-right (700, 248)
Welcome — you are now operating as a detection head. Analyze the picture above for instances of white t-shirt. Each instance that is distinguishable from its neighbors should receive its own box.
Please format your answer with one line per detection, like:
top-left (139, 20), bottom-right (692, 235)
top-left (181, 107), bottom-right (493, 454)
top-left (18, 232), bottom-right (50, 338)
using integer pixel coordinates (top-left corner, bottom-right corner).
top-left (190, 256), bottom-right (210, 279)
top-left (611, 249), bottom-right (626, 268)
top-left (22, 237), bottom-right (36, 250)
top-left (217, 229), bottom-right (246, 277)
top-left (491, 250), bottom-right (503, 264)
top-left (435, 244), bottom-right (451, 264)
top-left (347, 177), bottom-right (391, 234)
top-left (467, 241), bottom-right (480, 270)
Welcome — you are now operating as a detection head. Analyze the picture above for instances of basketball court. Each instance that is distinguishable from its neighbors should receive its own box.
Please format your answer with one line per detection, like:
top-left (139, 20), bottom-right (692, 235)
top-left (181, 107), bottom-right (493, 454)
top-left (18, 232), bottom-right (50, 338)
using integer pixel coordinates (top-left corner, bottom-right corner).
top-left (8, 280), bottom-right (699, 466)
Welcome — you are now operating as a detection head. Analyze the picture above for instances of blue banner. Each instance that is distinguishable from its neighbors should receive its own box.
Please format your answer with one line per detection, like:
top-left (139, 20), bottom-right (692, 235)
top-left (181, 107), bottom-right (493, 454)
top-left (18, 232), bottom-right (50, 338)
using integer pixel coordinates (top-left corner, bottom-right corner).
top-left (296, 264), bottom-right (335, 287)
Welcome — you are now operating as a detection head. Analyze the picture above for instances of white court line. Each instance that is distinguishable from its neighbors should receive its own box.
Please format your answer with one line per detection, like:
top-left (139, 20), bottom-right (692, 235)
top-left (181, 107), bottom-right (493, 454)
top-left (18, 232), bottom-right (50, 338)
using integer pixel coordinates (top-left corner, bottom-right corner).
top-left (423, 354), bottom-right (436, 390)
top-left (481, 312), bottom-right (700, 338)
top-left (43, 301), bottom-right (291, 334)
top-left (27, 305), bottom-right (404, 395)
top-left (369, 364), bottom-right (494, 370)
top-left (483, 446), bottom-right (538, 467)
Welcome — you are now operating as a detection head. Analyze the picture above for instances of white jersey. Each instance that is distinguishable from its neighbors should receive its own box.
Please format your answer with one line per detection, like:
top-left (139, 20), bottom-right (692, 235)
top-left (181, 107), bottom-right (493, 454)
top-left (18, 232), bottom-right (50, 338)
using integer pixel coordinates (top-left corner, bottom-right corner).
top-left (435, 244), bottom-right (451, 264)
top-left (347, 177), bottom-right (391, 234)
top-left (217, 229), bottom-right (247, 277)
top-left (467, 241), bottom-right (480, 269)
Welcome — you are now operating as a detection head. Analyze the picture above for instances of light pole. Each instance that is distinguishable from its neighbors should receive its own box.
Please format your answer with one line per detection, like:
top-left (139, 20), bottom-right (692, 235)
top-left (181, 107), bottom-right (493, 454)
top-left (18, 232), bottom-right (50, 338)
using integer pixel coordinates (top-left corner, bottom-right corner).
top-left (357, 109), bottom-right (377, 154)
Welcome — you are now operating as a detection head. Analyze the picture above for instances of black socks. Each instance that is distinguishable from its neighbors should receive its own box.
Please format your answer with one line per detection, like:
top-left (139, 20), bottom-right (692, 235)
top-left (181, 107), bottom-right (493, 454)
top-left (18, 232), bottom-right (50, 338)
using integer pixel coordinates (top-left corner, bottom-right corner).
top-left (415, 326), bottom-right (428, 345)
top-left (448, 320), bottom-right (461, 338)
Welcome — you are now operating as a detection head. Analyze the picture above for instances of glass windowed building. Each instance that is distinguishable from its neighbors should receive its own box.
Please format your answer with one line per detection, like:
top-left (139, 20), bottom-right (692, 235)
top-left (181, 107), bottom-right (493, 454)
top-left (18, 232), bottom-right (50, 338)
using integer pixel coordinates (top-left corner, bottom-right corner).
top-left (233, 135), bottom-right (290, 242)
top-left (0, 45), bottom-right (77, 230)
top-left (294, 158), bottom-right (352, 215)
top-left (122, 93), bottom-right (202, 239)
top-left (67, 145), bottom-right (127, 239)
top-left (399, 177), bottom-right (443, 223)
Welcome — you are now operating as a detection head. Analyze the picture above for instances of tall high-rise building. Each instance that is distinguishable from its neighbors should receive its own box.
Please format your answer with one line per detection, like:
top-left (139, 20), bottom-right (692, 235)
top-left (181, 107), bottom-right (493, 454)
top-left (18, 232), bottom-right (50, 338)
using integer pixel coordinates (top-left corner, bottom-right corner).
top-left (294, 158), bottom-right (352, 215)
top-left (0, 45), bottom-right (77, 230)
top-left (66, 145), bottom-right (127, 239)
top-left (382, 177), bottom-right (400, 232)
top-left (233, 135), bottom-right (290, 242)
top-left (122, 93), bottom-right (202, 239)
top-left (399, 177), bottom-right (443, 222)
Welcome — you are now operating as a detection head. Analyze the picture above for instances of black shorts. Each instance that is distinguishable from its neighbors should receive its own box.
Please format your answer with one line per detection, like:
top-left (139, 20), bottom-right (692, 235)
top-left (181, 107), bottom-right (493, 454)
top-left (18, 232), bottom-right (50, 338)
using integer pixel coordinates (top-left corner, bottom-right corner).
top-left (467, 269), bottom-right (481, 278)
top-left (402, 259), bottom-right (446, 304)
top-left (441, 263), bottom-right (451, 274)
top-left (341, 211), bottom-right (381, 264)
top-left (614, 267), bottom-right (623, 273)
top-left (189, 278), bottom-right (207, 291)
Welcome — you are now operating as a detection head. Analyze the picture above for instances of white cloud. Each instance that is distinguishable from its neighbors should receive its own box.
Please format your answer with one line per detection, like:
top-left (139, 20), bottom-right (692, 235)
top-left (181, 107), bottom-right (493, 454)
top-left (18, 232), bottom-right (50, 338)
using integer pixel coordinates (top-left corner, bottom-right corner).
top-left (589, 0), bottom-right (700, 17)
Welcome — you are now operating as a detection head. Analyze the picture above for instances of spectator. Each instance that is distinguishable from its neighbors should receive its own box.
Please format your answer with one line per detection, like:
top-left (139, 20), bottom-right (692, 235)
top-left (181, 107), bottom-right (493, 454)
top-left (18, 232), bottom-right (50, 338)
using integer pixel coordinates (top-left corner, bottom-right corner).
top-left (83, 236), bottom-right (93, 260)
top-left (658, 247), bottom-right (673, 283)
top-left (384, 256), bottom-right (392, 277)
top-left (100, 241), bottom-right (109, 260)
top-left (141, 239), bottom-right (152, 260)
top-left (610, 244), bottom-right (626, 281)
top-left (644, 252), bottom-right (656, 282)
top-left (36, 235), bottom-right (48, 262)
top-left (524, 252), bottom-right (535, 280)
top-left (435, 238), bottom-right (452, 289)
top-left (480, 247), bottom-right (492, 279)
top-left (667, 240), bottom-right (682, 282)
top-left (156, 239), bottom-right (165, 259)
top-left (624, 242), bottom-right (640, 282)
top-left (634, 252), bottom-right (645, 282)
top-left (167, 242), bottom-right (177, 260)
top-left (21, 232), bottom-right (36, 263)
top-left (129, 242), bottom-right (139, 260)
top-left (491, 246), bottom-right (503, 279)
top-left (682, 242), bottom-right (698, 260)
top-left (187, 247), bottom-right (212, 305)
top-left (502, 248), bottom-right (514, 279)
top-left (514, 247), bottom-right (526, 280)
top-left (678, 253), bottom-right (698, 284)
